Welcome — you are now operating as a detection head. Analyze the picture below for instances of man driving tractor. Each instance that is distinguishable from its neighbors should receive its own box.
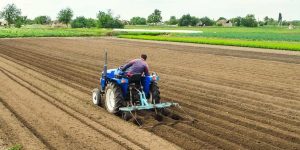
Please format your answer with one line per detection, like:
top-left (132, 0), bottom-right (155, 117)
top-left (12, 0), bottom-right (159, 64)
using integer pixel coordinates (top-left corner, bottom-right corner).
top-left (120, 54), bottom-right (149, 77)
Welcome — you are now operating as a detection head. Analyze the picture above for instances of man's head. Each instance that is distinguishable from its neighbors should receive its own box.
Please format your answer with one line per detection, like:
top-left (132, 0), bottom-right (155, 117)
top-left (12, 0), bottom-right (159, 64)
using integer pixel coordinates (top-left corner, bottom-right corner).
top-left (141, 54), bottom-right (147, 61)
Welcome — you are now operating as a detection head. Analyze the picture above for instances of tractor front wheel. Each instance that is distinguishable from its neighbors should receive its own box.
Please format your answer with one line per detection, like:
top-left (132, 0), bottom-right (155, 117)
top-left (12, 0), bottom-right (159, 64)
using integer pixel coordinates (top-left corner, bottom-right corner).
top-left (92, 88), bottom-right (101, 106)
top-left (104, 83), bottom-right (124, 114)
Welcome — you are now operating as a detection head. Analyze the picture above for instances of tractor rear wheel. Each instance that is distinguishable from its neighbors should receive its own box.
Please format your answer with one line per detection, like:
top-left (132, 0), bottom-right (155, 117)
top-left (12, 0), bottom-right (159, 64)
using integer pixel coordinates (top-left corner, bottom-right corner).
top-left (104, 83), bottom-right (124, 114)
top-left (150, 82), bottom-right (170, 118)
top-left (150, 82), bottom-right (160, 104)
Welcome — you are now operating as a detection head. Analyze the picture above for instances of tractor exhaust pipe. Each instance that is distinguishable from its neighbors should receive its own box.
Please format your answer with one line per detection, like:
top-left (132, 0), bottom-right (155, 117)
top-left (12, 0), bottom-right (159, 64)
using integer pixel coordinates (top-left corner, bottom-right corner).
top-left (103, 49), bottom-right (108, 78)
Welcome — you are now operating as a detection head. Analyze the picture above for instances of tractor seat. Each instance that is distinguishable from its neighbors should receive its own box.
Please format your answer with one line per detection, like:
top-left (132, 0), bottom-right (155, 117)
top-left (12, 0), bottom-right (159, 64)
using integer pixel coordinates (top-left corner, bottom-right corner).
top-left (126, 73), bottom-right (142, 83)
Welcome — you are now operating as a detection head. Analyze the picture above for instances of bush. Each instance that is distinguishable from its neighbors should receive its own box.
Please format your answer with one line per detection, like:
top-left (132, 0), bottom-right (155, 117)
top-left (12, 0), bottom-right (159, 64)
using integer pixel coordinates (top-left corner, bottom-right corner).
top-left (258, 21), bottom-right (264, 26)
top-left (130, 17), bottom-right (146, 25)
top-left (200, 17), bottom-right (215, 26)
top-left (241, 14), bottom-right (258, 27)
top-left (178, 14), bottom-right (200, 26)
top-left (34, 16), bottom-right (51, 24)
top-left (167, 16), bottom-right (178, 25)
top-left (86, 18), bottom-right (96, 28)
top-left (71, 16), bottom-right (96, 28)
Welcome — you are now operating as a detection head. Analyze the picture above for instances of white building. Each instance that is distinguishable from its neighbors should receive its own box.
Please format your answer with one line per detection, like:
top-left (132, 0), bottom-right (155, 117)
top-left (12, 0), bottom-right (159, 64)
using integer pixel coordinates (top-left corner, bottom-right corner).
top-left (217, 19), bottom-right (233, 27)
top-left (0, 19), bottom-right (8, 26)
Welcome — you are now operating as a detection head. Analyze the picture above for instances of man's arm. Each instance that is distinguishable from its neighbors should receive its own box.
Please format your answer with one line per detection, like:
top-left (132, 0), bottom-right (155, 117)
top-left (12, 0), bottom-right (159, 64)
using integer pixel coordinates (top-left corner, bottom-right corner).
top-left (120, 59), bottom-right (135, 71)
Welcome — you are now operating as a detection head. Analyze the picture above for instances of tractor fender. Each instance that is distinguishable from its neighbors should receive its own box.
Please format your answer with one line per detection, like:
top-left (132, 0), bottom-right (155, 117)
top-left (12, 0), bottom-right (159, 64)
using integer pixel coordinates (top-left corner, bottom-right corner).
top-left (110, 78), bottom-right (128, 97)
top-left (143, 75), bottom-right (159, 95)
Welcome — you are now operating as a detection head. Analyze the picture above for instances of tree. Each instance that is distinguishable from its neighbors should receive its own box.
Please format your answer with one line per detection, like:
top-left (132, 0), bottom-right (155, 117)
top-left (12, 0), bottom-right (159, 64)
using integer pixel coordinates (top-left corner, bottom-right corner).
top-left (57, 8), bottom-right (73, 27)
top-left (14, 16), bottom-right (27, 28)
top-left (258, 21), bottom-right (264, 26)
top-left (0, 4), bottom-right (21, 27)
top-left (97, 10), bottom-right (113, 28)
top-left (34, 16), bottom-right (51, 24)
top-left (278, 13), bottom-right (282, 26)
top-left (71, 16), bottom-right (87, 28)
top-left (241, 14), bottom-right (258, 27)
top-left (26, 19), bottom-right (35, 25)
top-left (147, 9), bottom-right (162, 24)
top-left (200, 17), bottom-right (215, 26)
top-left (190, 16), bottom-right (200, 26)
top-left (282, 20), bottom-right (289, 26)
top-left (217, 17), bottom-right (226, 21)
top-left (71, 16), bottom-right (96, 28)
top-left (86, 18), bottom-right (96, 28)
top-left (231, 17), bottom-right (242, 26)
top-left (178, 14), bottom-right (200, 26)
top-left (264, 16), bottom-right (276, 25)
top-left (168, 16), bottom-right (178, 25)
top-left (268, 18), bottom-right (276, 25)
top-left (178, 14), bottom-right (192, 26)
top-left (264, 16), bottom-right (269, 25)
top-left (96, 10), bottom-right (124, 28)
top-left (130, 17), bottom-right (146, 25)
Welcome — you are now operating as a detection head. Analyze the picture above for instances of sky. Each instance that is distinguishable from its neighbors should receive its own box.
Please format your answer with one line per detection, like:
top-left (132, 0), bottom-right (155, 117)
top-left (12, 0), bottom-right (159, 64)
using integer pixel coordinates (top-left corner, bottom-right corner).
top-left (0, 0), bottom-right (299, 21)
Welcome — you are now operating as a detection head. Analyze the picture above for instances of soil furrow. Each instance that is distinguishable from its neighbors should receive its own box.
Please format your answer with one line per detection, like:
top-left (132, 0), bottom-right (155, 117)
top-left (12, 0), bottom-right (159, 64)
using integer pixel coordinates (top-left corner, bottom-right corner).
top-left (0, 67), bottom-right (143, 150)
top-left (1, 38), bottom-right (299, 149)
top-left (0, 92), bottom-right (54, 150)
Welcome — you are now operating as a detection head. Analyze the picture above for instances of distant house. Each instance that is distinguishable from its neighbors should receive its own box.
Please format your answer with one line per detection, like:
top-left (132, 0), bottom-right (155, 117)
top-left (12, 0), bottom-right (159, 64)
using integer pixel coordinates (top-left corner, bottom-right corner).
top-left (196, 22), bottom-right (202, 26)
top-left (217, 19), bottom-right (233, 27)
top-left (148, 22), bottom-right (165, 26)
top-left (121, 20), bottom-right (130, 25)
top-left (288, 24), bottom-right (295, 30)
top-left (0, 20), bottom-right (8, 27)
top-left (51, 20), bottom-right (67, 28)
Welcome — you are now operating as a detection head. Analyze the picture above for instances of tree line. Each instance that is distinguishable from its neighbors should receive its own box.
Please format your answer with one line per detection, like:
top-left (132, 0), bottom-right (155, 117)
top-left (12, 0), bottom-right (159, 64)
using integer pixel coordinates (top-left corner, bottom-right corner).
top-left (0, 4), bottom-right (123, 28)
top-left (0, 3), bottom-right (296, 28)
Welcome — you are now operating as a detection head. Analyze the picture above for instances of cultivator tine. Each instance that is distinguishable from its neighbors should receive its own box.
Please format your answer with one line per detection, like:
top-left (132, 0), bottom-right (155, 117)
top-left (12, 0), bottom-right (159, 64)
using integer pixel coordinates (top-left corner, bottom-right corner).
top-left (129, 111), bottom-right (142, 127)
top-left (175, 105), bottom-right (197, 123)
top-left (140, 122), bottom-right (176, 129)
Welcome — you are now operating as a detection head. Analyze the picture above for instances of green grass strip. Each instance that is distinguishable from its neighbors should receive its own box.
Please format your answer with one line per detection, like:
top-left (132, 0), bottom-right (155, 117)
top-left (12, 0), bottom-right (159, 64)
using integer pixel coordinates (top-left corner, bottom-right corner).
top-left (8, 144), bottom-right (22, 150)
top-left (118, 35), bottom-right (300, 51)
top-left (0, 28), bottom-right (110, 38)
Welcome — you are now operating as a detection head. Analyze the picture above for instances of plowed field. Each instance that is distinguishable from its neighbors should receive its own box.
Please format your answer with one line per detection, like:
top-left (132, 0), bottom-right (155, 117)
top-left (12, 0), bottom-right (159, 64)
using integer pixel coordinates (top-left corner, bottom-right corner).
top-left (0, 37), bottom-right (299, 150)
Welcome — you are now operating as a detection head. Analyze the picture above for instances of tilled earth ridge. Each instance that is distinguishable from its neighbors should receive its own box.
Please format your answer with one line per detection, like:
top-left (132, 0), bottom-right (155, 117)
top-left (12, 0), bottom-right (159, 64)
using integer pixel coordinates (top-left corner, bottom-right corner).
top-left (0, 38), bottom-right (299, 150)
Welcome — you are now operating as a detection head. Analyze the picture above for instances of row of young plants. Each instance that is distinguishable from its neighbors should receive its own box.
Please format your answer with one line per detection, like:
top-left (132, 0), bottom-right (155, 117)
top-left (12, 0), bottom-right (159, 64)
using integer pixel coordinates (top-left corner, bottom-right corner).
top-left (117, 33), bottom-right (300, 51)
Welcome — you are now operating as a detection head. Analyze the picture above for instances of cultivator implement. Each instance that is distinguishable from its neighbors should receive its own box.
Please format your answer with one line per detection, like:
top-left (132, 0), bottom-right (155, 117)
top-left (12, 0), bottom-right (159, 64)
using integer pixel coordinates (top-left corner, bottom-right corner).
top-left (119, 89), bottom-right (179, 111)
top-left (122, 101), bottom-right (196, 128)
top-left (119, 102), bottom-right (178, 111)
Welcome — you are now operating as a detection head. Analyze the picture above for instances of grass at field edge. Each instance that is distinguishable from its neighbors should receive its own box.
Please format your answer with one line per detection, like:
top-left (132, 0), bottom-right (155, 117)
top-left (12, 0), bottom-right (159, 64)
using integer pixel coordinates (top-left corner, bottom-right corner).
top-left (118, 35), bottom-right (300, 51)
top-left (0, 28), bottom-right (109, 38)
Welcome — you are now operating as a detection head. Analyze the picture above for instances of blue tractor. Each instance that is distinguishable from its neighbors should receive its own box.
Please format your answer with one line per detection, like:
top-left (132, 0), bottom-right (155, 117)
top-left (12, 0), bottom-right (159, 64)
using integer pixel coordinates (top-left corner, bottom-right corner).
top-left (92, 51), bottom-right (178, 121)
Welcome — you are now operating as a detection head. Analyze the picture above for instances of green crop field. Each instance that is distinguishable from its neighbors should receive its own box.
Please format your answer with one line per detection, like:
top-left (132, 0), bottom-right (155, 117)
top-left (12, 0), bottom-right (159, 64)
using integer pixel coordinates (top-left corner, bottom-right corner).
top-left (119, 34), bottom-right (300, 51)
top-left (125, 25), bottom-right (300, 41)
top-left (0, 28), bottom-right (109, 38)
top-left (1, 25), bottom-right (300, 51)
top-left (120, 25), bottom-right (300, 51)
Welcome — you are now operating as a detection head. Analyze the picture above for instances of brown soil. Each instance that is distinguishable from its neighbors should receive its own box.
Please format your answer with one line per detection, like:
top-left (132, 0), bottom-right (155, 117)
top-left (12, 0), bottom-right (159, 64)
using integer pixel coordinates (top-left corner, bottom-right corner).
top-left (0, 37), bottom-right (299, 150)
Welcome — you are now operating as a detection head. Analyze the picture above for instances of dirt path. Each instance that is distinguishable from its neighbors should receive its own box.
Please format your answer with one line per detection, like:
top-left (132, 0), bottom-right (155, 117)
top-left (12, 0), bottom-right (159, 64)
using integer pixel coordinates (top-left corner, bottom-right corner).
top-left (0, 37), bottom-right (299, 150)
